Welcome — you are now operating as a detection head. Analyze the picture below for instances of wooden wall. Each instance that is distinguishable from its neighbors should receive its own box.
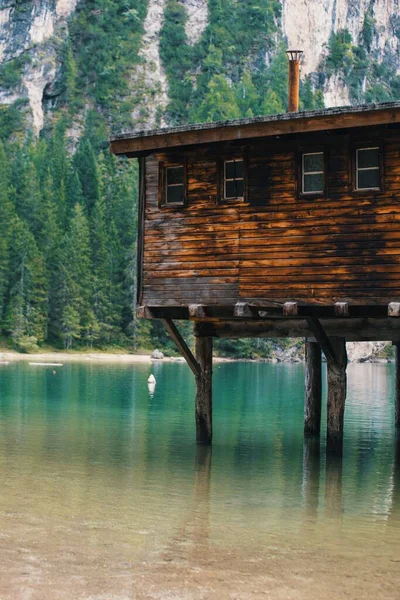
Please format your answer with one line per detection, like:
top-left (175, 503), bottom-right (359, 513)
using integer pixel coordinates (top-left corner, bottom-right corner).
top-left (141, 126), bottom-right (400, 307)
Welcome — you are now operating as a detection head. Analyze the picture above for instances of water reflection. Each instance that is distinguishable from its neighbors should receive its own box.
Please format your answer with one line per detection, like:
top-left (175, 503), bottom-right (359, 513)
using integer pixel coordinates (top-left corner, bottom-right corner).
top-left (0, 362), bottom-right (399, 597)
top-left (302, 436), bottom-right (321, 519)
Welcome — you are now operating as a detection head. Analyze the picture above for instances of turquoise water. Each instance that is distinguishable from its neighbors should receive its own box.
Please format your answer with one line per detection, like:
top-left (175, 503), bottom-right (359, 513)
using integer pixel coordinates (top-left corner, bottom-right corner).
top-left (0, 361), bottom-right (399, 599)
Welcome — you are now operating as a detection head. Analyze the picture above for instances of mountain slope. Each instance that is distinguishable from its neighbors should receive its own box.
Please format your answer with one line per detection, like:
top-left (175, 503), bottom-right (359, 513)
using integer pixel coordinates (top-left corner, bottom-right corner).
top-left (0, 0), bottom-right (400, 137)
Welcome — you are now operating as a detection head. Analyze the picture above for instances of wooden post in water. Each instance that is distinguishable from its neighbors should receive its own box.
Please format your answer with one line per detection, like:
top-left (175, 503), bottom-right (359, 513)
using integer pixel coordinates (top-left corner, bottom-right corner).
top-left (195, 336), bottom-right (213, 445)
top-left (326, 337), bottom-right (347, 454)
top-left (394, 342), bottom-right (400, 428)
top-left (304, 341), bottom-right (322, 436)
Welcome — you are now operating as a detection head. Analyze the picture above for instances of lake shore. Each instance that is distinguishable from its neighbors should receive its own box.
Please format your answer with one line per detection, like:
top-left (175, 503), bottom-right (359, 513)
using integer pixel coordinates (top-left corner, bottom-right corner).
top-left (0, 351), bottom-right (238, 364)
top-left (0, 351), bottom-right (165, 364)
top-left (0, 343), bottom-right (393, 364)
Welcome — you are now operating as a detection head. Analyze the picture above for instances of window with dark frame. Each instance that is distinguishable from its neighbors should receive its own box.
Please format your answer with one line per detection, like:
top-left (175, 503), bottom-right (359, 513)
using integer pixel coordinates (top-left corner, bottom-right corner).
top-left (356, 147), bottom-right (380, 190)
top-left (165, 165), bottom-right (185, 205)
top-left (224, 159), bottom-right (244, 200)
top-left (301, 152), bottom-right (324, 194)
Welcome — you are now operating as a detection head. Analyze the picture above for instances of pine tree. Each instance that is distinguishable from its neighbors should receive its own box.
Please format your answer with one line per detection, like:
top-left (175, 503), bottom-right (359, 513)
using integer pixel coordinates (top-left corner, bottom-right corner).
top-left (236, 71), bottom-right (259, 117)
top-left (195, 74), bottom-right (240, 122)
top-left (66, 170), bottom-right (85, 214)
top-left (64, 40), bottom-right (78, 109)
top-left (5, 217), bottom-right (47, 349)
top-left (53, 204), bottom-right (93, 348)
top-left (0, 142), bottom-right (14, 327)
top-left (73, 139), bottom-right (101, 215)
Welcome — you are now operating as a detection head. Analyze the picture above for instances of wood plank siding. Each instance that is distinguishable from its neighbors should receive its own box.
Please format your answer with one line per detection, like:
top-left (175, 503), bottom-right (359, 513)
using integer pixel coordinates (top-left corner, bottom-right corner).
top-left (140, 125), bottom-right (400, 307)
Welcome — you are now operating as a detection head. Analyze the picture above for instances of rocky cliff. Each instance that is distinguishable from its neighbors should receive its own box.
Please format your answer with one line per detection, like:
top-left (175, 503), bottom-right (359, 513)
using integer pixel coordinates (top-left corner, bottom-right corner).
top-left (283, 0), bottom-right (400, 105)
top-left (1, 0), bottom-right (399, 135)
top-left (0, 0), bottom-right (78, 133)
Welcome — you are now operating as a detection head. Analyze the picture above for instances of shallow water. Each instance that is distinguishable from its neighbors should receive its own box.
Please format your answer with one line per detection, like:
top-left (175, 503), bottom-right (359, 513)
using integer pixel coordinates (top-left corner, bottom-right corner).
top-left (0, 361), bottom-right (399, 599)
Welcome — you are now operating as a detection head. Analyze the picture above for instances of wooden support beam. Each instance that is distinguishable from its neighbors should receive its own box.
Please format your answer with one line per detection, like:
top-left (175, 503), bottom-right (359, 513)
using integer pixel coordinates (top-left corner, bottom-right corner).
top-left (283, 302), bottom-right (298, 317)
top-left (395, 342), bottom-right (400, 428)
top-left (234, 302), bottom-right (253, 318)
top-left (195, 318), bottom-right (400, 341)
top-left (137, 305), bottom-right (153, 319)
top-left (389, 303), bottom-right (400, 317)
top-left (304, 342), bottom-right (322, 436)
top-left (326, 337), bottom-right (347, 455)
top-left (189, 304), bottom-right (206, 318)
top-left (138, 304), bottom-right (393, 321)
top-left (195, 336), bottom-right (213, 445)
top-left (162, 319), bottom-right (201, 377)
top-left (306, 316), bottom-right (340, 367)
top-left (334, 302), bottom-right (349, 317)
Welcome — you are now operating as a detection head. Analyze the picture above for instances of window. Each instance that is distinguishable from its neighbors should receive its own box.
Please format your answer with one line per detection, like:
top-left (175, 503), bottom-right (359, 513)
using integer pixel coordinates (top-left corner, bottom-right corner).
top-left (160, 163), bottom-right (186, 206)
top-left (302, 152), bottom-right (324, 194)
top-left (224, 159), bottom-right (244, 199)
top-left (356, 147), bottom-right (380, 190)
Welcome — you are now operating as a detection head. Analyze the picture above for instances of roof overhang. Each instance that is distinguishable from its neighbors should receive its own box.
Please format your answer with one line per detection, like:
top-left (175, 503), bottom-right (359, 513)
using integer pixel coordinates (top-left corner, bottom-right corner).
top-left (110, 102), bottom-right (400, 158)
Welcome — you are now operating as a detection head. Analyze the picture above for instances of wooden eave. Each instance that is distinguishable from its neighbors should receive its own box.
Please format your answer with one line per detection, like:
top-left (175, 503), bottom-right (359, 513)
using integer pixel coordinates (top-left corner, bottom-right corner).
top-left (110, 102), bottom-right (400, 157)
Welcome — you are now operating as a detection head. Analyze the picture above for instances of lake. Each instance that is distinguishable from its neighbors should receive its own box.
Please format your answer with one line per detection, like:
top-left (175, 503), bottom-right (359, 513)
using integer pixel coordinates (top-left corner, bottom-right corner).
top-left (0, 361), bottom-right (399, 599)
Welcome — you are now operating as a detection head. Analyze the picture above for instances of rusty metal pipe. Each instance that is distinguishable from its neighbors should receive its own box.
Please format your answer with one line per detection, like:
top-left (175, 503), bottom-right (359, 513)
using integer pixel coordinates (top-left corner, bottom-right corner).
top-left (286, 50), bottom-right (303, 113)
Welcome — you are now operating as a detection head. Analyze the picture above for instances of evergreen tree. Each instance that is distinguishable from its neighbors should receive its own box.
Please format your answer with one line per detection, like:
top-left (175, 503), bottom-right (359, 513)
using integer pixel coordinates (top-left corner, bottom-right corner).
top-left (63, 40), bottom-right (78, 109)
top-left (195, 74), bottom-right (240, 122)
top-left (73, 139), bottom-right (101, 215)
top-left (53, 204), bottom-right (93, 348)
top-left (0, 142), bottom-right (14, 327)
top-left (5, 217), bottom-right (47, 349)
top-left (236, 71), bottom-right (259, 117)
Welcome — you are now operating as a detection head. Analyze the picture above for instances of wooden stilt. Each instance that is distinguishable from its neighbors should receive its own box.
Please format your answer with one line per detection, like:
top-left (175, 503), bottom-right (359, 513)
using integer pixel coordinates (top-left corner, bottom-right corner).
top-left (304, 341), bottom-right (322, 436)
top-left (195, 336), bottom-right (213, 445)
top-left (327, 337), bottom-right (347, 454)
top-left (394, 342), bottom-right (400, 428)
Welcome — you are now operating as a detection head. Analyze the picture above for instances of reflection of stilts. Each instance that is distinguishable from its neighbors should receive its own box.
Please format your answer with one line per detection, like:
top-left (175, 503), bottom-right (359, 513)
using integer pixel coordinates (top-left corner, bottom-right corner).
top-left (388, 433), bottom-right (400, 522)
top-left (192, 446), bottom-right (212, 546)
top-left (324, 452), bottom-right (343, 519)
top-left (302, 436), bottom-right (321, 519)
top-left (160, 446), bottom-right (212, 562)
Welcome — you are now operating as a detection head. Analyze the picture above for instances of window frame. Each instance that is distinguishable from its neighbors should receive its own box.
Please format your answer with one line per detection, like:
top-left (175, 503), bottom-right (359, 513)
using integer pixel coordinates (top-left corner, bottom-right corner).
top-left (158, 160), bottom-right (188, 208)
top-left (353, 145), bottom-right (383, 193)
top-left (218, 155), bottom-right (248, 203)
top-left (297, 149), bottom-right (327, 198)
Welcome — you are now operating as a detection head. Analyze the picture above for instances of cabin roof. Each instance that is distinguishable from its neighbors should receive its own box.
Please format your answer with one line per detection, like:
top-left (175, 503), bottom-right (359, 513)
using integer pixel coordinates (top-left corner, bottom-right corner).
top-left (110, 102), bottom-right (400, 157)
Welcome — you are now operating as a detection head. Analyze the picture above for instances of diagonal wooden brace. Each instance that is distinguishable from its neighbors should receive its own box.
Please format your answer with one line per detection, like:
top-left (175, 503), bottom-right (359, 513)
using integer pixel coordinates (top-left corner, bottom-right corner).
top-left (306, 316), bottom-right (343, 368)
top-left (162, 319), bottom-right (201, 377)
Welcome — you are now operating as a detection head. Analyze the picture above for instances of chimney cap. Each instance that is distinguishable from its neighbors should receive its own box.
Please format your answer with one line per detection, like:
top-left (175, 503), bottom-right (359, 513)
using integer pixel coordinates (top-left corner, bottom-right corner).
top-left (286, 50), bottom-right (303, 61)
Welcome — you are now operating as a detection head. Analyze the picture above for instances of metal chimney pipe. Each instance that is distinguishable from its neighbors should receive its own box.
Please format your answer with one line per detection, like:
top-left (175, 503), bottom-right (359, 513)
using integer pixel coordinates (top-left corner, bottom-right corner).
top-left (286, 50), bottom-right (303, 112)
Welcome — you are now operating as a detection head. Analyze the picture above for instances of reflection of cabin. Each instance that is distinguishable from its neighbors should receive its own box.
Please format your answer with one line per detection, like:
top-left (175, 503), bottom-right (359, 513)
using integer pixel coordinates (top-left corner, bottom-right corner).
top-left (111, 100), bottom-right (400, 453)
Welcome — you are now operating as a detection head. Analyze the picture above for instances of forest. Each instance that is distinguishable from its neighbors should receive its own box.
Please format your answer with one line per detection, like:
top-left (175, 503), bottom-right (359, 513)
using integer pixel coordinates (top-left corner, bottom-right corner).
top-left (0, 0), bottom-right (399, 357)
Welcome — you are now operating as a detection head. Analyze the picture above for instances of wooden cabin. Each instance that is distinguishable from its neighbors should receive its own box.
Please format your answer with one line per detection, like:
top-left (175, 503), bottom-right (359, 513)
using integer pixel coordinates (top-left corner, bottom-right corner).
top-left (110, 100), bottom-right (400, 452)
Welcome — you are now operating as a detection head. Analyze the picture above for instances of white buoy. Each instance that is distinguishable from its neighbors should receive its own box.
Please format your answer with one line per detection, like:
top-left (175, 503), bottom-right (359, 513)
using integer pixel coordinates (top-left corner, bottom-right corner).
top-left (148, 374), bottom-right (156, 384)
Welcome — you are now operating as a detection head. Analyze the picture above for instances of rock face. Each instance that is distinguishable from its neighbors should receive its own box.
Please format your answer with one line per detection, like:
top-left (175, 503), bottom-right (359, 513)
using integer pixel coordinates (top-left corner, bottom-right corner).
top-left (184, 0), bottom-right (208, 45)
top-left (282, 0), bottom-right (400, 107)
top-left (131, 0), bottom-right (169, 129)
top-left (0, 0), bottom-right (78, 133)
top-left (1, 0), bottom-right (400, 132)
